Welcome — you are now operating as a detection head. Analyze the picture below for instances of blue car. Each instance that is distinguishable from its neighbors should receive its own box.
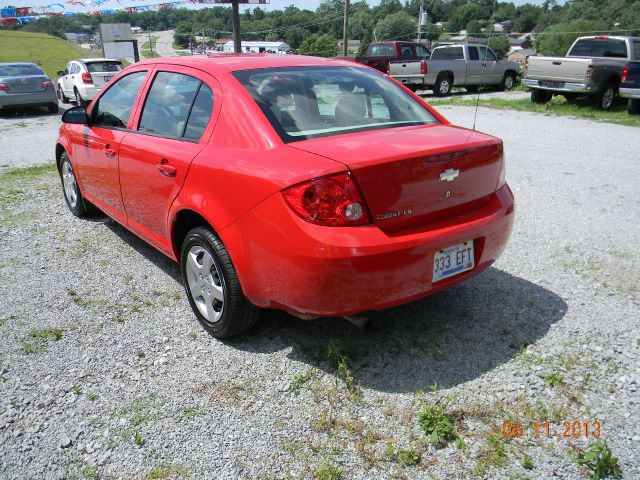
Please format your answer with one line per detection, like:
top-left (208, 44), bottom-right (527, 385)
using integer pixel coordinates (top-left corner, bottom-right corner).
top-left (0, 63), bottom-right (58, 113)
top-left (621, 62), bottom-right (640, 114)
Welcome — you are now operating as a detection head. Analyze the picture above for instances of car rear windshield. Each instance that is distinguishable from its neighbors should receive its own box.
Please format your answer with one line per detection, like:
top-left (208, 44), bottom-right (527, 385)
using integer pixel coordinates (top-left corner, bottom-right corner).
top-left (233, 66), bottom-right (439, 143)
top-left (85, 61), bottom-right (122, 73)
top-left (366, 44), bottom-right (395, 57)
top-left (0, 64), bottom-right (44, 77)
top-left (430, 47), bottom-right (465, 60)
top-left (568, 38), bottom-right (628, 58)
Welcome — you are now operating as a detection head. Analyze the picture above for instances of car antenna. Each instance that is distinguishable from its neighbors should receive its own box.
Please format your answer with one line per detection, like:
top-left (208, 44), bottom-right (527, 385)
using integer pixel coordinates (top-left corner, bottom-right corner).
top-left (472, 0), bottom-right (498, 131)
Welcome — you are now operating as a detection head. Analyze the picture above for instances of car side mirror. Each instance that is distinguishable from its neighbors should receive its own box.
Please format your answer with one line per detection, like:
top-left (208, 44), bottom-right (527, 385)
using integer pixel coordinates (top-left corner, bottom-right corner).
top-left (61, 106), bottom-right (88, 125)
top-left (57, 70), bottom-right (65, 77)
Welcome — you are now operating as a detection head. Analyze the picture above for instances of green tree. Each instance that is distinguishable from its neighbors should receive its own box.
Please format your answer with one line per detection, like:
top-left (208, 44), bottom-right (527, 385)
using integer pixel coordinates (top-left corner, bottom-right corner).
top-left (448, 3), bottom-right (479, 33)
top-left (535, 20), bottom-right (608, 56)
top-left (487, 35), bottom-right (510, 58)
top-left (466, 20), bottom-right (482, 35)
top-left (374, 11), bottom-right (416, 41)
top-left (299, 34), bottom-right (338, 57)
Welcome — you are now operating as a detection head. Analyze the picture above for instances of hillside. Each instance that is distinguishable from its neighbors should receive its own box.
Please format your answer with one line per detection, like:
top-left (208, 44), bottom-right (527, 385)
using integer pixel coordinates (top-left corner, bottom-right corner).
top-left (0, 30), bottom-right (101, 78)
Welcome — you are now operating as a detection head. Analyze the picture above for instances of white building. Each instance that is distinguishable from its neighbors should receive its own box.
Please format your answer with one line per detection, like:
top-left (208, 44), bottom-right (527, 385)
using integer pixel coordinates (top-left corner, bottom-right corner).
top-left (223, 41), bottom-right (290, 54)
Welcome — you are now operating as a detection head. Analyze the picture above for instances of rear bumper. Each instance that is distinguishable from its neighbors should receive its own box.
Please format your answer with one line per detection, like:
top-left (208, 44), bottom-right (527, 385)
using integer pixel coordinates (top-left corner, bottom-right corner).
top-left (221, 185), bottom-right (515, 316)
top-left (0, 89), bottom-right (57, 109)
top-left (620, 87), bottom-right (640, 99)
top-left (523, 77), bottom-right (591, 93)
top-left (77, 85), bottom-right (102, 100)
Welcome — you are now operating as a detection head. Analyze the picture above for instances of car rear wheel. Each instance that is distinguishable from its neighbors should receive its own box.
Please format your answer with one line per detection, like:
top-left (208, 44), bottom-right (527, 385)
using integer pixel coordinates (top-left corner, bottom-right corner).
top-left (434, 75), bottom-right (452, 97)
top-left (596, 83), bottom-right (616, 110)
top-left (627, 99), bottom-right (639, 115)
top-left (181, 227), bottom-right (259, 338)
top-left (59, 153), bottom-right (97, 217)
top-left (531, 89), bottom-right (552, 104)
top-left (500, 72), bottom-right (516, 91)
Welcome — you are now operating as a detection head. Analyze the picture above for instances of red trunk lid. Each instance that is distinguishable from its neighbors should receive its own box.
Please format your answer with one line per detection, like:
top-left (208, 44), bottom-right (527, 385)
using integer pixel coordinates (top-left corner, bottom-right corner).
top-left (290, 125), bottom-right (503, 233)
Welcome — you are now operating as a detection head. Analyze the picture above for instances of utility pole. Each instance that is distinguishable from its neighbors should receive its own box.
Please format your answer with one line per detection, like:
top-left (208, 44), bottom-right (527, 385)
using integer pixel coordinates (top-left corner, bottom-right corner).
top-left (417, 0), bottom-right (425, 43)
top-left (201, 28), bottom-right (206, 53)
top-left (148, 31), bottom-right (154, 57)
top-left (231, 0), bottom-right (241, 54)
top-left (342, 0), bottom-right (350, 56)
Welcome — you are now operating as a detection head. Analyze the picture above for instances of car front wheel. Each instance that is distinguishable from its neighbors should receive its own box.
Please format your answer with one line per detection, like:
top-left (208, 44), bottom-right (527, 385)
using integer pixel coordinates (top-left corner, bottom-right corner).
top-left (500, 72), bottom-right (516, 90)
top-left (59, 152), bottom-right (96, 217)
top-left (181, 227), bottom-right (259, 338)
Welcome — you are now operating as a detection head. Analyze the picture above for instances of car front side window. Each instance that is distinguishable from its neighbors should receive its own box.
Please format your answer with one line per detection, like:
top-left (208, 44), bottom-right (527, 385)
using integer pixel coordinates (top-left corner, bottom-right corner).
top-left (92, 71), bottom-right (147, 129)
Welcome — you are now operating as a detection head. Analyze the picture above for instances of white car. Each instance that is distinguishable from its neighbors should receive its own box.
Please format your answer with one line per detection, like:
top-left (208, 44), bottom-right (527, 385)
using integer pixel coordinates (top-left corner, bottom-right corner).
top-left (56, 58), bottom-right (123, 106)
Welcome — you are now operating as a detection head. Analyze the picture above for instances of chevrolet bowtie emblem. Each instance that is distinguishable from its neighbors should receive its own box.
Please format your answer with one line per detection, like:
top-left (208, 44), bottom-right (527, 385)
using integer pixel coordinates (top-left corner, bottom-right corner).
top-left (439, 168), bottom-right (460, 182)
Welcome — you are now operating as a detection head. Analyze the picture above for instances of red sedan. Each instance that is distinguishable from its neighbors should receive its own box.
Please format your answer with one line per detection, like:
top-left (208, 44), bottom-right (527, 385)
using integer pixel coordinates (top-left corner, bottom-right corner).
top-left (56, 54), bottom-right (514, 338)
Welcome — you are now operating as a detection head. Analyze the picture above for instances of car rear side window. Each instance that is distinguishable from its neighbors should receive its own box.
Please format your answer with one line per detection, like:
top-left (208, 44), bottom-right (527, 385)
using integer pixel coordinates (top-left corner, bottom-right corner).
top-left (93, 71), bottom-right (147, 129)
top-left (416, 45), bottom-right (430, 59)
top-left (468, 46), bottom-right (479, 61)
top-left (139, 72), bottom-right (212, 142)
top-left (184, 83), bottom-right (214, 141)
top-left (431, 47), bottom-right (464, 60)
top-left (633, 41), bottom-right (640, 60)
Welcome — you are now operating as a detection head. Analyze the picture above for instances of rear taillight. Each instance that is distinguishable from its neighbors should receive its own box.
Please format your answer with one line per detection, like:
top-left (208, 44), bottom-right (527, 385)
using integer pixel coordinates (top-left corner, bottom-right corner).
top-left (496, 154), bottom-right (506, 190)
top-left (621, 65), bottom-right (629, 83)
top-left (586, 64), bottom-right (595, 79)
top-left (41, 80), bottom-right (54, 89)
top-left (81, 73), bottom-right (93, 84)
top-left (0, 82), bottom-right (9, 91)
top-left (420, 60), bottom-right (427, 75)
top-left (282, 172), bottom-right (371, 227)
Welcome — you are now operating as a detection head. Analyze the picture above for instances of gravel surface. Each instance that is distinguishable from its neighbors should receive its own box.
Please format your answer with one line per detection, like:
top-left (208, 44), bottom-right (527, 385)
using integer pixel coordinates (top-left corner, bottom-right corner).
top-left (1, 106), bottom-right (639, 479)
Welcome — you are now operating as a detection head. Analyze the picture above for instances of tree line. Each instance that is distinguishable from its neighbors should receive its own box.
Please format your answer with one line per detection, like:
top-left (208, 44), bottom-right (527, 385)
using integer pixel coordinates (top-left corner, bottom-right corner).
top-left (9, 0), bottom-right (640, 57)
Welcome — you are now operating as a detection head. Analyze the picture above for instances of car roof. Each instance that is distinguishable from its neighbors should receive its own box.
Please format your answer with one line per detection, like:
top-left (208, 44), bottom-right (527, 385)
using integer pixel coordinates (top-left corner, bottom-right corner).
top-left (0, 62), bottom-right (39, 66)
top-left (135, 54), bottom-right (366, 72)
top-left (75, 58), bottom-right (122, 63)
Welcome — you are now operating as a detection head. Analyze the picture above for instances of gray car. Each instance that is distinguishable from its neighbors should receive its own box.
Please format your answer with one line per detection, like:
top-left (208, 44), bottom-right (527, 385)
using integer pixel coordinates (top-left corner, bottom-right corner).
top-left (0, 63), bottom-right (58, 113)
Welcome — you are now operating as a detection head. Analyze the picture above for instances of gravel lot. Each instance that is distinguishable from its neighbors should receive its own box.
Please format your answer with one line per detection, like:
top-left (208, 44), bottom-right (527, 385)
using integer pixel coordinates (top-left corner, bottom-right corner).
top-left (1, 103), bottom-right (639, 479)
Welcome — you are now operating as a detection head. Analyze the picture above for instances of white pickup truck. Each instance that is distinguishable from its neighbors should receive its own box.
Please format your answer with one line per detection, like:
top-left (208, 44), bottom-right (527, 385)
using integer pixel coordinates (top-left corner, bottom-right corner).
top-left (523, 36), bottom-right (640, 110)
top-left (389, 44), bottom-right (520, 96)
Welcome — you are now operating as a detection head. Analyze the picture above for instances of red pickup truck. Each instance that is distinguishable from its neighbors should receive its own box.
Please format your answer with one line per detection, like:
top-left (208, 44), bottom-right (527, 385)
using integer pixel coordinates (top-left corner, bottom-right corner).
top-left (352, 41), bottom-right (431, 73)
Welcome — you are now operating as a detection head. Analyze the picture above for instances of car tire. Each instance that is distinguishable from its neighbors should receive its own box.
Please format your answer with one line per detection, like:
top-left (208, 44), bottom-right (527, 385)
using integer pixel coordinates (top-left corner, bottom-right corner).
top-left (434, 74), bottom-right (452, 97)
top-left (74, 88), bottom-right (85, 107)
top-left (500, 72), bottom-right (516, 91)
top-left (59, 152), bottom-right (97, 217)
top-left (181, 227), bottom-right (259, 339)
top-left (465, 86), bottom-right (479, 93)
top-left (48, 103), bottom-right (59, 114)
top-left (628, 99), bottom-right (640, 115)
top-left (531, 89), bottom-right (552, 104)
top-left (57, 85), bottom-right (69, 103)
top-left (596, 82), bottom-right (616, 110)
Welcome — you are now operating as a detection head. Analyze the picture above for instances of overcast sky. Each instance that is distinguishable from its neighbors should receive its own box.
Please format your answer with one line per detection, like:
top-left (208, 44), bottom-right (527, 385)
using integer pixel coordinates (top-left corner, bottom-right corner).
top-left (8, 0), bottom-right (554, 14)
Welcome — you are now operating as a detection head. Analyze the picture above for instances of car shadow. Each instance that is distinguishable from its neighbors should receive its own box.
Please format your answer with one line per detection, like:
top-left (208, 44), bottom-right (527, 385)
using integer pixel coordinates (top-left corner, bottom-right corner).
top-left (229, 268), bottom-right (566, 394)
top-left (0, 102), bottom-right (70, 119)
top-left (99, 217), bottom-right (566, 394)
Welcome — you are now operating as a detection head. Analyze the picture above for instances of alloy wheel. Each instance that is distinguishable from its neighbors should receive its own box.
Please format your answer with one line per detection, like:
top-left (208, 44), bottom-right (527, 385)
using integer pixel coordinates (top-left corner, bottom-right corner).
top-left (602, 88), bottom-right (614, 110)
top-left (61, 161), bottom-right (78, 209)
top-left (185, 245), bottom-right (225, 323)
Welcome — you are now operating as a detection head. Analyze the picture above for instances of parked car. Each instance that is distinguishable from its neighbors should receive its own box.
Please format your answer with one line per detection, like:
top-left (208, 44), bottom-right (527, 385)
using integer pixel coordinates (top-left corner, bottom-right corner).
top-left (0, 62), bottom-right (58, 113)
top-left (56, 55), bottom-right (514, 338)
top-left (348, 41), bottom-right (431, 73)
top-left (620, 62), bottom-right (640, 114)
top-left (56, 58), bottom-right (123, 106)
top-left (523, 36), bottom-right (640, 110)
top-left (390, 44), bottom-right (520, 95)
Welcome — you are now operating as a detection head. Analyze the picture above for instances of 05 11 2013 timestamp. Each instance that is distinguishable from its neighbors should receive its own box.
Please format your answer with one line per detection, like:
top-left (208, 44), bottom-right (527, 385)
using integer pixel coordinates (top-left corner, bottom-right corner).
top-left (501, 421), bottom-right (602, 440)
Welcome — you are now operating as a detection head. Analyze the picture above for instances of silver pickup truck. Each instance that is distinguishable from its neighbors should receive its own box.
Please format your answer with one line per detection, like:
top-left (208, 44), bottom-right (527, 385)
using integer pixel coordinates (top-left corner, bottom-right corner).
top-left (523, 36), bottom-right (640, 110)
top-left (389, 44), bottom-right (520, 96)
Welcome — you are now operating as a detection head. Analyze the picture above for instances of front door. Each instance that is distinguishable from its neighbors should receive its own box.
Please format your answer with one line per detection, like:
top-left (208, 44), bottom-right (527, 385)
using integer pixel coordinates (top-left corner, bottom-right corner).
top-left (72, 70), bottom-right (148, 222)
top-left (479, 46), bottom-right (500, 84)
top-left (119, 69), bottom-right (218, 253)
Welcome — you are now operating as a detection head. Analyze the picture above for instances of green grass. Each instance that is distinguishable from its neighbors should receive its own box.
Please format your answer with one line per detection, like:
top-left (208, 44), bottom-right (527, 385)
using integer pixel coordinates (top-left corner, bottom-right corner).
top-left (21, 327), bottom-right (64, 354)
top-left (141, 37), bottom-right (161, 59)
top-left (576, 441), bottom-right (622, 480)
top-left (417, 401), bottom-right (465, 450)
top-left (0, 163), bottom-right (57, 183)
top-left (0, 30), bottom-right (102, 79)
top-left (434, 95), bottom-right (640, 127)
top-left (146, 461), bottom-right (190, 479)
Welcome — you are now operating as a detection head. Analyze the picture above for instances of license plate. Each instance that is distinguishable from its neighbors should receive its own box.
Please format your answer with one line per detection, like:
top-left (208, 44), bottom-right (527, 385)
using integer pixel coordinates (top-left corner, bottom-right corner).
top-left (539, 80), bottom-right (564, 88)
top-left (432, 241), bottom-right (474, 282)
top-left (104, 76), bottom-right (112, 82)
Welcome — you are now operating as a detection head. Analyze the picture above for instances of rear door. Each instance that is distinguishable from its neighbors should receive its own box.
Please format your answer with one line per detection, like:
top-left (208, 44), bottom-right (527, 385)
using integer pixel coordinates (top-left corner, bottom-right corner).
top-left (84, 60), bottom-right (122, 89)
top-left (118, 67), bottom-right (220, 252)
top-left (465, 46), bottom-right (484, 84)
